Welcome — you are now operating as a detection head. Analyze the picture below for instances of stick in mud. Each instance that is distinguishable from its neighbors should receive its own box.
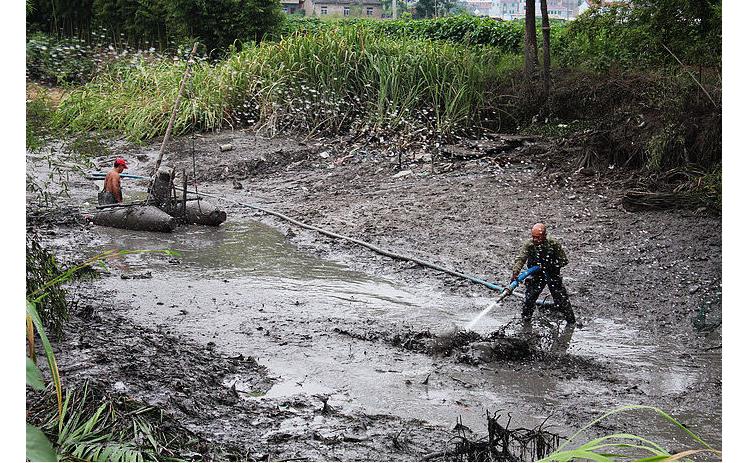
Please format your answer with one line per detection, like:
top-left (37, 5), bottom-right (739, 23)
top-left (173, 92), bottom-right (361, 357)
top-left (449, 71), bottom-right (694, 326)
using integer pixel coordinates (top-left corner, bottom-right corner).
top-left (421, 411), bottom-right (561, 461)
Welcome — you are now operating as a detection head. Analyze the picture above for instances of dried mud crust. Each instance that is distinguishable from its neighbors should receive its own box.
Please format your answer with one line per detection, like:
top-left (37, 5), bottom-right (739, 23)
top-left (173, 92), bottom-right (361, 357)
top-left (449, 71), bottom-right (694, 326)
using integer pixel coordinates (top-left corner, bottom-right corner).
top-left (45, 294), bottom-right (454, 461)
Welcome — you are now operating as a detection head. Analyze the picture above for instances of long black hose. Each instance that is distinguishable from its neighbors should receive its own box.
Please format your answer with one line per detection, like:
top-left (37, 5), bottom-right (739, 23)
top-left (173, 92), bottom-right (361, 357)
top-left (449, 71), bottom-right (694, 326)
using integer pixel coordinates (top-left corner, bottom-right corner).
top-left (178, 187), bottom-right (521, 297)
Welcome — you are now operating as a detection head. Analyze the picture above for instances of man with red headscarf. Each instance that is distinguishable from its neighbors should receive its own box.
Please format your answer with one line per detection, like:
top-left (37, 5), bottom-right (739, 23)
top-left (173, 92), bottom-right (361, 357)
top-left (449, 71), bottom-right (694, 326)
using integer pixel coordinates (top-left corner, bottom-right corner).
top-left (511, 223), bottom-right (575, 323)
top-left (99, 157), bottom-right (128, 205)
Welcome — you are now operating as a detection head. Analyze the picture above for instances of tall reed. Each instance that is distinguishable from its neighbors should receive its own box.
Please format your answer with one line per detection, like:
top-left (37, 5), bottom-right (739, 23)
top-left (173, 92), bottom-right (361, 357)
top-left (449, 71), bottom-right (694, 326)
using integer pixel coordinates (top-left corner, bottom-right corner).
top-left (56, 27), bottom-right (521, 142)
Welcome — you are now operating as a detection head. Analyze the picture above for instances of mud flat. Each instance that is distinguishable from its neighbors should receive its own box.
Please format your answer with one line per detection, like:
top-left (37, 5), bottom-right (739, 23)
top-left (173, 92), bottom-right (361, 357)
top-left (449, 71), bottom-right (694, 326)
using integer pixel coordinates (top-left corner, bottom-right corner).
top-left (27, 131), bottom-right (722, 458)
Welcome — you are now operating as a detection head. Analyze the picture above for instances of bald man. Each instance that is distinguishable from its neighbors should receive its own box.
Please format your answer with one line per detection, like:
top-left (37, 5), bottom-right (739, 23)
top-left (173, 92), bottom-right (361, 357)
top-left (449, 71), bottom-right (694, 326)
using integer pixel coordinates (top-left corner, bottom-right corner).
top-left (511, 223), bottom-right (575, 323)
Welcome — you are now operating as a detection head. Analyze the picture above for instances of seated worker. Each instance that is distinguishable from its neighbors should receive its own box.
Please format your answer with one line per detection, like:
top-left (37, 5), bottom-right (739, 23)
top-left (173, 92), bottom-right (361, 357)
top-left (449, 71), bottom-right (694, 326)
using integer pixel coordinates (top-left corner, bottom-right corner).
top-left (99, 157), bottom-right (128, 205)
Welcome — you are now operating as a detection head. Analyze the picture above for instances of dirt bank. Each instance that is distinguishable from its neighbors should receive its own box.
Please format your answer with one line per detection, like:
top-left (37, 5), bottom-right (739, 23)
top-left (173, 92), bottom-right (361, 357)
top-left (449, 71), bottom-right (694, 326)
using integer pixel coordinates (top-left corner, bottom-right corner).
top-left (27, 129), bottom-right (722, 459)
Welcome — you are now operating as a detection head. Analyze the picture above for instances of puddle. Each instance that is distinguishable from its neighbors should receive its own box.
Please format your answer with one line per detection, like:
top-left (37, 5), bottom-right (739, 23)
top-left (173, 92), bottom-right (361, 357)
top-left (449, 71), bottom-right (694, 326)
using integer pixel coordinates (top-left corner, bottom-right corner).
top-left (88, 219), bottom-right (721, 444)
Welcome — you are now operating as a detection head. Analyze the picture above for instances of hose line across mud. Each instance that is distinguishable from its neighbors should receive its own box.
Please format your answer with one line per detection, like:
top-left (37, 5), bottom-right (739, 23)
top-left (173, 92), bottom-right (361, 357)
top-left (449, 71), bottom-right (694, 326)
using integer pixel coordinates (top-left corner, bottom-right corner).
top-left (181, 187), bottom-right (522, 298)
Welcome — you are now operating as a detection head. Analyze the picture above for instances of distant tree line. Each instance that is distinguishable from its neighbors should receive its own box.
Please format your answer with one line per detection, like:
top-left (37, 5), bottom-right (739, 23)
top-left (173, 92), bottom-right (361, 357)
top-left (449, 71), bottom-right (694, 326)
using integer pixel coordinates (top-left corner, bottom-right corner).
top-left (26, 0), bottom-right (284, 52)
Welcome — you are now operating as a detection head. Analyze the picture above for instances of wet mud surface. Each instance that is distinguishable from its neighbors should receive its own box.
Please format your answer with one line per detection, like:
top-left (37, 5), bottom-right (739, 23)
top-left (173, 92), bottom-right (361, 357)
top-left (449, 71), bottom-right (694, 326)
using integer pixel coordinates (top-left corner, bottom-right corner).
top-left (27, 130), bottom-right (722, 459)
top-left (38, 295), bottom-right (452, 460)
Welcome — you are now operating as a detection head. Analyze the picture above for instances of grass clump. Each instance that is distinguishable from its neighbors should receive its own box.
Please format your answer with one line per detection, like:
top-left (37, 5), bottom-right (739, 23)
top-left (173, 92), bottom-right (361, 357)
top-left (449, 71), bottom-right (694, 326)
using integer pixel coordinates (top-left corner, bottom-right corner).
top-left (56, 28), bottom-right (522, 142)
top-left (28, 381), bottom-right (204, 462)
top-left (26, 237), bottom-right (71, 339)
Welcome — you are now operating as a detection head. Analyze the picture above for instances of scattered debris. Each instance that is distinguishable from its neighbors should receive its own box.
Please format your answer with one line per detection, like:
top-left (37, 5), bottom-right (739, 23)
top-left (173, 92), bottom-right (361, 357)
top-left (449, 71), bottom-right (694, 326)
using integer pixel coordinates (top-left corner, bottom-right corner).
top-left (392, 170), bottom-right (413, 179)
top-left (422, 411), bottom-right (561, 461)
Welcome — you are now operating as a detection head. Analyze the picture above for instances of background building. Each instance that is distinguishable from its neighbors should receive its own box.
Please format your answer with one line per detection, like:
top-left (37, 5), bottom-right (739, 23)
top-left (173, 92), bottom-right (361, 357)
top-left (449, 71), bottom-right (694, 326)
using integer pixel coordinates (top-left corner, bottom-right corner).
top-left (302, 0), bottom-right (385, 17)
top-left (281, 0), bottom-right (305, 14)
top-left (467, 0), bottom-right (581, 20)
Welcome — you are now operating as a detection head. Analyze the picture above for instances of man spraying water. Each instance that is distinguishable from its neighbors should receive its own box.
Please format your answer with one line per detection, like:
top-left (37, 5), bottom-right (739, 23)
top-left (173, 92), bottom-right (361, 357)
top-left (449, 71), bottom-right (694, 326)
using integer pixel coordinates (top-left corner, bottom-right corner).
top-left (511, 223), bottom-right (575, 324)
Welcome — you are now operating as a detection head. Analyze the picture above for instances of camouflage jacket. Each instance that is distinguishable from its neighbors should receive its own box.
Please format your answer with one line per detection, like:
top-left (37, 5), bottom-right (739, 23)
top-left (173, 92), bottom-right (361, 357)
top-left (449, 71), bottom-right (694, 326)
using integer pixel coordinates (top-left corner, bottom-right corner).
top-left (511, 237), bottom-right (569, 276)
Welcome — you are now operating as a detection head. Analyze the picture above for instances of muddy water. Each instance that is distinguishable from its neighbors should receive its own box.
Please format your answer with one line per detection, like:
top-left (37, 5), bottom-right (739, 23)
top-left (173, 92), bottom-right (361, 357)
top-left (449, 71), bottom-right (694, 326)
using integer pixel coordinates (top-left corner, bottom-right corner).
top-left (88, 219), bottom-right (721, 446)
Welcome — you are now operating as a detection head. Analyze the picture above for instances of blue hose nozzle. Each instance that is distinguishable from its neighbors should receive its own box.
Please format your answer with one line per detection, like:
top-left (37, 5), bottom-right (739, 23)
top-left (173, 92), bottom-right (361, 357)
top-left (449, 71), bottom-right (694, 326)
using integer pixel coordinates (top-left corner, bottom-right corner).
top-left (507, 265), bottom-right (540, 291)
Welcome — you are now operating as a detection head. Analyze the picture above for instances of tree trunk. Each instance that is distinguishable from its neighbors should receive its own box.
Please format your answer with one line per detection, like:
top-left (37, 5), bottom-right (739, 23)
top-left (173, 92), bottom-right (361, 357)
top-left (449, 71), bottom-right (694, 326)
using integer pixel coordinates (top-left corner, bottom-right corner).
top-left (540, 0), bottom-right (551, 100)
top-left (524, 0), bottom-right (537, 81)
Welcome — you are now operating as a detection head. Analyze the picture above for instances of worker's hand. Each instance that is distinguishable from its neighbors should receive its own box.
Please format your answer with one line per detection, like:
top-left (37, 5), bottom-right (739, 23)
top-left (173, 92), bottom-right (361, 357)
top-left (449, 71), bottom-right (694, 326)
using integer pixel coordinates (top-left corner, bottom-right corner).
top-left (510, 273), bottom-right (519, 283)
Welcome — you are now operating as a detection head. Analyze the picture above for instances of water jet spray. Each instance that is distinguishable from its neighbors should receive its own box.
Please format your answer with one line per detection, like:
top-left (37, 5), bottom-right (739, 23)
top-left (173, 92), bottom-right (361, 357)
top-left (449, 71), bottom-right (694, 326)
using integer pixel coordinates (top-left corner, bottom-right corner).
top-left (466, 265), bottom-right (540, 330)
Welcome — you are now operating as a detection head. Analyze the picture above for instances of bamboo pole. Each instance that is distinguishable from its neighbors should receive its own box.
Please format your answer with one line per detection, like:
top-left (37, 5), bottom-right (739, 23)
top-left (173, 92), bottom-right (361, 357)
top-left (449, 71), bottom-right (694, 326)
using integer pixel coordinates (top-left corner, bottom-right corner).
top-left (152, 42), bottom-right (199, 178)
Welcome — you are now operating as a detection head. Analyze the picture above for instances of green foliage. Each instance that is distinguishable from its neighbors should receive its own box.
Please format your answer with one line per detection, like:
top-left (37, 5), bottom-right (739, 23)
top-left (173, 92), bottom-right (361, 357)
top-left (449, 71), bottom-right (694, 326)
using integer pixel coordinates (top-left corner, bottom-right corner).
top-left (379, 0), bottom-right (408, 18)
top-left (27, 299), bottom-right (64, 430)
top-left (27, 423), bottom-right (58, 462)
top-left (26, 0), bottom-right (97, 37)
top-left (56, 28), bottom-right (523, 141)
top-left (26, 298), bottom-right (59, 463)
top-left (558, 1), bottom-right (721, 70)
top-left (26, 32), bottom-right (97, 84)
top-left (28, 0), bottom-right (284, 55)
top-left (277, 16), bottom-right (566, 53)
top-left (163, 0), bottom-right (283, 53)
top-left (414, 0), bottom-right (457, 19)
top-left (646, 124), bottom-right (686, 171)
top-left (26, 238), bottom-right (69, 338)
top-left (91, 0), bottom-right (170, 49)
top-left (541, 405), bottom-right (721, 462)
top-left (32, 383), bottom-right (164, 461)
top-left (696, 167), bottom-right (721, 207)
top-left (27, 357), bottom-right (46, 391)
top-left (26, 248), bottom-right (181, 461)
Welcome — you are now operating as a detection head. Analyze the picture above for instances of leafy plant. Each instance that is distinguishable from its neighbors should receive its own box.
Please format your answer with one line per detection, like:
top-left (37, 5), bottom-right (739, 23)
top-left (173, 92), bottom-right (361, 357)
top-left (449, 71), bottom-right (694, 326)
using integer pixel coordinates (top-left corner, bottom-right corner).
top-left (276, 15), bottom-right (566, 53)
top-left (541, 405), bottom-right (721, 462)
top-left (557, 1), bottom-right (721, 71)
top-left (27, 358), bottom-right (57, 462)
top-left (26, 32), bottom-right (98, 85)
top-left (27, 0), bottom-right (284, 54)
top-left (27, 238), bottom-right (70, 339)
top-left (38, 384), bottom-right (152, 461)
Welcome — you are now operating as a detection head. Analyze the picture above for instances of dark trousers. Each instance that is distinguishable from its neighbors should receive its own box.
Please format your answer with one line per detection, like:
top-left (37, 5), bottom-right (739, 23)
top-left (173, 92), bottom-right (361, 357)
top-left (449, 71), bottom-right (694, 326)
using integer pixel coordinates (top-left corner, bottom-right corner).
top-left (98, 190), bottom-right (117, 205)
top-left (522, 271), bottom-right (574, 322)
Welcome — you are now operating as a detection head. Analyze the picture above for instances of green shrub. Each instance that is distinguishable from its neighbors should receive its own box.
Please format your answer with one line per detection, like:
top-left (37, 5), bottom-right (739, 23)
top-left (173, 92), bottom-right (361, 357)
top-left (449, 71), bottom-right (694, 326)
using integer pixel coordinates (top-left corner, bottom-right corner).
top-left (26, 32), bottom-right (98, 84)
top-left (27, 0), bottom-right (284, 55)
top-left (26, 237), bottom-right (69, 339)
top-left (558, 1), bottom-right (721, 71)
top-left (276, 15), bottom-right (566, 54)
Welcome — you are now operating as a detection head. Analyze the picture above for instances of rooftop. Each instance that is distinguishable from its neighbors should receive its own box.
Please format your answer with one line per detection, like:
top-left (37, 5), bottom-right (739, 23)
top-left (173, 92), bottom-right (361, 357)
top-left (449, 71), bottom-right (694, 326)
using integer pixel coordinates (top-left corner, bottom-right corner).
top-left (309, 0), bottom-right (382, 5)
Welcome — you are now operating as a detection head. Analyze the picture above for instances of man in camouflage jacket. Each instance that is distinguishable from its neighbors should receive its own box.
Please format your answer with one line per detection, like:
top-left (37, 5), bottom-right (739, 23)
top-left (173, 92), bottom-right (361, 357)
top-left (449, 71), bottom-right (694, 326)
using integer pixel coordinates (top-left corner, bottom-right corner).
top-left (511, 223), bottom-right (575, 323)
